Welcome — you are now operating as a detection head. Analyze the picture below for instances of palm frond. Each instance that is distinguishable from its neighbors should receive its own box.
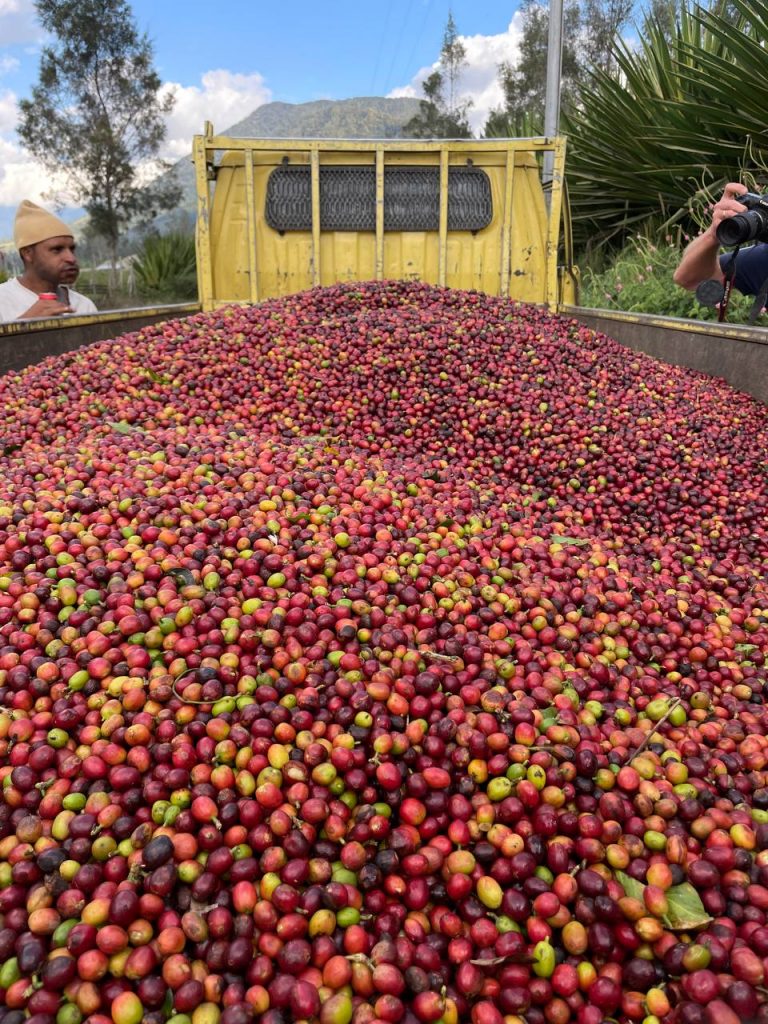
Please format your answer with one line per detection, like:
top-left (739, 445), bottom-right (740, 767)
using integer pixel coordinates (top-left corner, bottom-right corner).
top-left (565, 0), bottom-right (767, 250)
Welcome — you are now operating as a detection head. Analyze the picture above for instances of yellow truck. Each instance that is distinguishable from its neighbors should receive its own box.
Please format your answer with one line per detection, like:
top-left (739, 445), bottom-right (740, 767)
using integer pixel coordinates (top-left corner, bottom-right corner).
top-left (1, 125), bottom-right (767, 404)
top-left (192, 128), bottom-right (575, 309)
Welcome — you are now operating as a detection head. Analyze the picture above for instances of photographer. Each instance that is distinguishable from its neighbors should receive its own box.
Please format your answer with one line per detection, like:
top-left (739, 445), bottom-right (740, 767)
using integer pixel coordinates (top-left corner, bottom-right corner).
top-left (673, 182), bottom-right (768, 297)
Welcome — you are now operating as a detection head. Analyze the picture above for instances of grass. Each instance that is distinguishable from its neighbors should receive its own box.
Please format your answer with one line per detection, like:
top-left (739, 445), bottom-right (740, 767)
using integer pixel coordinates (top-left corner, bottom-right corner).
top-left (74, 269), bottom-right (135, 310)
top-left (75, 258), bottom-right (198, 311)
top-left (579, 235), bottom-right (764, 325)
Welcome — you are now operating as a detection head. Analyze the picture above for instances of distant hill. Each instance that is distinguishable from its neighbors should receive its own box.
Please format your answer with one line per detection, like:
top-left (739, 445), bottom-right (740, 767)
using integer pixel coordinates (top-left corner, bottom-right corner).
top-left (0, 96), bottom-right (422, 247)
top-left (226, 96), bottom-right (423, 139)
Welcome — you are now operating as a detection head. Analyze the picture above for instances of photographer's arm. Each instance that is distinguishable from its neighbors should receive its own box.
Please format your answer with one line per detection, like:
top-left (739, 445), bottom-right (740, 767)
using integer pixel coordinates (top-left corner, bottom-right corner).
top-left (672, 228), bottom-right (722, 291)
top-left (673, 183), bottom-right (748, 291)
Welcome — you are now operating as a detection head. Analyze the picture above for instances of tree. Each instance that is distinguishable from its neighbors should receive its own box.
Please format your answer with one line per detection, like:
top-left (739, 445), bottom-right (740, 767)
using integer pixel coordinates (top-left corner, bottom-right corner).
top-left (440, 12), bottom-right (468, 116)
top-left (17, 0), bottom-right (180, 278)
top-left (580, 0), bottom-right (634, 75)
top-left (563, 0), bottom-right (768, 252)
top-left (403, 11), bottom-right (473, 139)
top-left (482, 0), bottom-right (584, 136)
top-left (482, 0), bottom-right (633, 136)
top-left (708, 0), bottom-right (742, 16)
top-left (640, 0), bottom-right (682, 41)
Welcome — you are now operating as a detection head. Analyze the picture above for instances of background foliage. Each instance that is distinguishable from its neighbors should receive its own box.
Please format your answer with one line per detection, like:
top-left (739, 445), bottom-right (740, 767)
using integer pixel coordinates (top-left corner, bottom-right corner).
top-left (132, 233), bottom-right (198, 304)
top-left (478, 0), bottom-right (768, 322)
top-left (564, 0), bottom-right (768, 251)
top-left (580, 235), bottom-right (763, 323)
top-left (403, 14), bottom-right (473, 138)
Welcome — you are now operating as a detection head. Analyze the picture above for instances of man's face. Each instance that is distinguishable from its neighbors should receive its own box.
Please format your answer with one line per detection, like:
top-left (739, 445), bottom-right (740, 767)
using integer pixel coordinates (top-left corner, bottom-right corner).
top-left (24, 235), bottom-right (79, 288)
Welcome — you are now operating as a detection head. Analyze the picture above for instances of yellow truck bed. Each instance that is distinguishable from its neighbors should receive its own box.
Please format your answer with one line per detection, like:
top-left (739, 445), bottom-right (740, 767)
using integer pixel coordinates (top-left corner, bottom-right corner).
top-left (192, 127), bottom-right (573, 309)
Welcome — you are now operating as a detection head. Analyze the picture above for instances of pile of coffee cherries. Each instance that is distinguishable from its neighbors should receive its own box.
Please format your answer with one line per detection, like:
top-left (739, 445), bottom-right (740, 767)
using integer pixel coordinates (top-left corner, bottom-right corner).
top-left (0, 281), bottom-right (766, 1024)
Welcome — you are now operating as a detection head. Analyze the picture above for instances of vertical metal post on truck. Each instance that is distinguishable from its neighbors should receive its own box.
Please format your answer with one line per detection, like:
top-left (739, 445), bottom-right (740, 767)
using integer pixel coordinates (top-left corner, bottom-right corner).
top-left (193, 122), bottom-right (215, 312)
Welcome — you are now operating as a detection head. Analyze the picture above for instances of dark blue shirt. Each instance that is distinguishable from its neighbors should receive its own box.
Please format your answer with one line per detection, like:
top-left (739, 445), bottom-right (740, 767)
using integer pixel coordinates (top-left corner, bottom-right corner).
top-left (720, 243), bottom-right (768, 296)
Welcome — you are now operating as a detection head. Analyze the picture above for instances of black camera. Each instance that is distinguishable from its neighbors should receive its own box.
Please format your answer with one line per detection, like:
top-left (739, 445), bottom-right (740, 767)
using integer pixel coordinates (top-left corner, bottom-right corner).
top-left (716, 191), bottom-right (768, 246)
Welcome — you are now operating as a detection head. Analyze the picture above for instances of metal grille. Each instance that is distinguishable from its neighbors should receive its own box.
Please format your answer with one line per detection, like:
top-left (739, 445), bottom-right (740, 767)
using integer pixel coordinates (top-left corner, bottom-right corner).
top-left (265, 164), bottom-right (492, 232)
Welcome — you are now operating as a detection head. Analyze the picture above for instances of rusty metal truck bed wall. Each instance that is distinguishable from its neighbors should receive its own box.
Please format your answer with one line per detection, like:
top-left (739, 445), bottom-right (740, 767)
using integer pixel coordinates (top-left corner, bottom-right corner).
top-left (0, 305), bottom-right (199, 376)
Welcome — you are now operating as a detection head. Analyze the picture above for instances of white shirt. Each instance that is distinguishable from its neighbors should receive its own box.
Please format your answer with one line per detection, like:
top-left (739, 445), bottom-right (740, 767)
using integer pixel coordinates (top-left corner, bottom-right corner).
top-left (0, 278), bottom-right (97, 322)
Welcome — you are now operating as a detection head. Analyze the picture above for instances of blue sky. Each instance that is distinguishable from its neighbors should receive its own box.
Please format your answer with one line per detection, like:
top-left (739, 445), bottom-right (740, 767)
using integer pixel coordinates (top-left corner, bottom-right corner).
top-left (126, 0), bottom-right (521, 104)
top-left (0, 0), bottom-right (526, 228)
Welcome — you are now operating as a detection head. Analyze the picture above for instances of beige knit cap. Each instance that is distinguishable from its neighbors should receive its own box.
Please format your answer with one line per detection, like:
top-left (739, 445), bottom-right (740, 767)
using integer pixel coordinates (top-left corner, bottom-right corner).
top-left (14, 200), bottom-right (73, 250)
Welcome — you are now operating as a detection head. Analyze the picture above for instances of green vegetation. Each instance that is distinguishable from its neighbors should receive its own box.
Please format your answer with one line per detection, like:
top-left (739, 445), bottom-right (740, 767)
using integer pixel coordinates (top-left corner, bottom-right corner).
top-left (132, 233), bottom-right (198, 303)
top-left (402, 14), bottom-right (472, 139)
top-left (18, 0), bottom-right (180, 271)
top-left (481, 0), bottom-right (768, 324)
top-left (580, 235), bottom-right (764, 324)
top-left (565, 0), bottom-right (768, 251)
top-left (75, 268), bottom-right (135, 310)
top-left (483, 0), bottom-right (636, 136)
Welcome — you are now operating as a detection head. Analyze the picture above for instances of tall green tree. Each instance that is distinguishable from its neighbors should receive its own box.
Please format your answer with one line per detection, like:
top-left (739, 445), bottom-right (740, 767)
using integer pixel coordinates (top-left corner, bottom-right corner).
top-left (483, 0), bottom-right (632, 136)
top-left (640, 0), bottom-right (682, 40)
top-left (18, 0), bottom-right (180, 274)
top-left (581, 0), bottom-right (634, 74)
top-left (708, 0), bottom-right (742, 16)
top-left (440, 12), bottom-right (468, 116)
top-left (403, 12), bottom-right (472, 139)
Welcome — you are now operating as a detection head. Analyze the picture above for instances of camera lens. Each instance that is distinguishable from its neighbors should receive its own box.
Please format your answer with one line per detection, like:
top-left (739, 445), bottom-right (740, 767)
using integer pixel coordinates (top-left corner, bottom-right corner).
top-left (717, 209), bottom-right (768, 246)
top-left (717, 212), bottom-right (756, 246)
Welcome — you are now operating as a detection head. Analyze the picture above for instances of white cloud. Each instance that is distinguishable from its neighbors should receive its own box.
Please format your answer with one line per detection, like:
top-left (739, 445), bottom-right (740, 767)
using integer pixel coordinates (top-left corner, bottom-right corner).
top-left (160, 69), bottom-right (271, 161)
top-left (0, 56), bottom-right (19, 77)
top-left (389, 84), bottom-right (418, 99)
top-left (0, 0), bottom-right (42, 47)
top-left (0, 88), bottom-right (16, 133)
top-left (0, 138), bottom-right (66, 205)
top-left (0, 67), bottom-right (271, 216)
top-left (0, 79), bottom-right (70, 207)
top-left (389, 15), bottom-right (523, 135)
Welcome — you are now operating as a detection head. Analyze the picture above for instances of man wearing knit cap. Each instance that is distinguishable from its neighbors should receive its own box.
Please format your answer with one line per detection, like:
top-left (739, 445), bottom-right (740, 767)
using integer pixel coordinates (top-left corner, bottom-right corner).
top-left (0, 200), bottom-right (97, 321)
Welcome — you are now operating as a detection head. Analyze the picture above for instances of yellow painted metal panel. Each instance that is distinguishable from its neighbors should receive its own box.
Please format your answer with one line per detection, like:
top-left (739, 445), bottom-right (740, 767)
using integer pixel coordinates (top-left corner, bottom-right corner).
top-left (310, 147), bottom-right (321, 288)
top-left (243, 150), bottom-right (259, 302)
top-left (194, 134), bottom-right (568, 309)
top-left (500, 148), bottom-right (515, 297)
top-left (193, 127), bottom-right (214, 311)
top-left (545, 137), bottom-right (567, 308)
top-left (375, 147), bottom-right (384, 281)
top-left (438, 148), bottom-right (449, 288)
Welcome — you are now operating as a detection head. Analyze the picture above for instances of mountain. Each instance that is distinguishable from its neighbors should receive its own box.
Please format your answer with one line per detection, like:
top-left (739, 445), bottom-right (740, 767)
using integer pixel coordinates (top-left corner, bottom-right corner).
top-left (0, 96), bottom-right (423, 248)
top-left (225, 96), bottom-right (423, 139)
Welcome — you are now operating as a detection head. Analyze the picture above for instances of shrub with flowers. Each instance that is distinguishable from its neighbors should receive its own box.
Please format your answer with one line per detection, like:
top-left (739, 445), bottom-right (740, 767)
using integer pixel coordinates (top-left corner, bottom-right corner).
top-left (580, 234), bottom-right (763, 324)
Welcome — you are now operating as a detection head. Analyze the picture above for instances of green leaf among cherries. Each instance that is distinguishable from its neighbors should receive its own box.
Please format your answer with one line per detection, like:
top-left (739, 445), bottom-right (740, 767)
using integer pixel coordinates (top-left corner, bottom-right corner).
top-left (617, 872), bottom-right (712, 931)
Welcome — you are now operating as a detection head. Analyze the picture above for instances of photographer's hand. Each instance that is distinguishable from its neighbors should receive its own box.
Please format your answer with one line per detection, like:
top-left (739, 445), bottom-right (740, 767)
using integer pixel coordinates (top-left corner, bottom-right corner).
top-left (673, 182), bottom-right (748, 291)
top-left (710, 182), bottom-right (749, 240)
